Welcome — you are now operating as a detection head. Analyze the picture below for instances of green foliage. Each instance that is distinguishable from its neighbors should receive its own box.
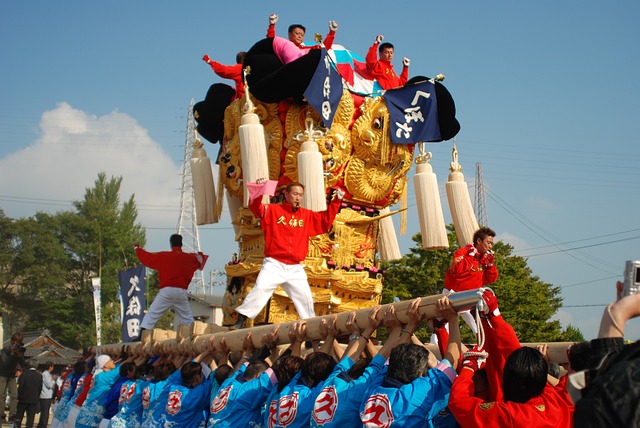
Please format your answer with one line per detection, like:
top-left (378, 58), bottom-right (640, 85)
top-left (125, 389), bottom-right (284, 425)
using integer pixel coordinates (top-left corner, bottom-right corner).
top-left (0, 173), bottom-right (146, 349)
top-left (382, 227), bottom-right (582, 344)
top-left (562, 324), bottom-right (585, 342)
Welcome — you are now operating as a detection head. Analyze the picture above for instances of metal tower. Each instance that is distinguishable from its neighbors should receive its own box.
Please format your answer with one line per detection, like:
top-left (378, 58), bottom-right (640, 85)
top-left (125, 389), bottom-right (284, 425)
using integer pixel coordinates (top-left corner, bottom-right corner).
top-left (474, 162), bottom-right (489, 227)
top-left (176, 98), bottom-right (206, 293)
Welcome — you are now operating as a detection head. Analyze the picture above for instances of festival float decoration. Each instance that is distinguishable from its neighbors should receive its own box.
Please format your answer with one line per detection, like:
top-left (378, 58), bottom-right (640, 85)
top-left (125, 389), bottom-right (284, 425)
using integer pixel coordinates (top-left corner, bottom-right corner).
top-left (192, 27), bottom-right (465, 327)
top-left (446, 143), bottom-right (479, 246)
top-left (190, 135), bottom-right (218, 225)
top-left (90, 18), bottom-right (579, 365)
top-left (413, 145), bottom-right (448, 249)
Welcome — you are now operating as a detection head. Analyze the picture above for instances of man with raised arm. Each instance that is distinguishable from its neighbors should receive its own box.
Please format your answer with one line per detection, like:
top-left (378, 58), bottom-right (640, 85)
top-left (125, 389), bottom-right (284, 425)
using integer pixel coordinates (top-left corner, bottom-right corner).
top-left (134, 234), bottom-right (207, 336)
top-left (232, 180), bottom-right (343, 329)
top-left (365, 34), bottom-right (409, 90)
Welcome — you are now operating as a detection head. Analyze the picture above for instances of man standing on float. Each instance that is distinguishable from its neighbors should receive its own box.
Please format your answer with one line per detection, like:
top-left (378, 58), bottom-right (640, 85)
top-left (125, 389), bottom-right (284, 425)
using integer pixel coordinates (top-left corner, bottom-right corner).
top-left (433, 226), bottom-right (498, 343)
top-left (232, 179), bottom-right (344, 329)
top-left (134, 234), bottom-right (207, 336)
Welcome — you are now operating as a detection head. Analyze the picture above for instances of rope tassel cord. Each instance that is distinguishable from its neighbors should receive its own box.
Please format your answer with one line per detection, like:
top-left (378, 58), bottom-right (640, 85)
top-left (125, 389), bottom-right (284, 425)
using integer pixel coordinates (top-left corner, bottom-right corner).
top-left (239, 69), bottom-right (270, 207)
top-left (297, 116), bottom-right (327, 212)
top-left (377, 207), bottom-right (402, 260)
top-left (414, 147), bottom-right (448, 249)
top-left (191, 138), bottom-right (219, 225)
top-left (446, 143), bottom-right (479, 247)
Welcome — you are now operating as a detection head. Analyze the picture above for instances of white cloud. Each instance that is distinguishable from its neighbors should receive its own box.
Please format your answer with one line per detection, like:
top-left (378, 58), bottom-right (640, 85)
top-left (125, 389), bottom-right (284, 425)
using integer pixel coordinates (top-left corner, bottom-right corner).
top-left (497, 232), bottom-right (528, 251)
top-left (526, 195), bottom-right (557, 211)
top-left (0, 102), bottom-right (181, 230)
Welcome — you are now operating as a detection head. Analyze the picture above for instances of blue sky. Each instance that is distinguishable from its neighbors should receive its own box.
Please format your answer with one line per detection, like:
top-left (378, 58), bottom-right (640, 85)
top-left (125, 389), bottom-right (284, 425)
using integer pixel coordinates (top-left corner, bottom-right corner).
top-left (1, 1), bottom-right (639, 340)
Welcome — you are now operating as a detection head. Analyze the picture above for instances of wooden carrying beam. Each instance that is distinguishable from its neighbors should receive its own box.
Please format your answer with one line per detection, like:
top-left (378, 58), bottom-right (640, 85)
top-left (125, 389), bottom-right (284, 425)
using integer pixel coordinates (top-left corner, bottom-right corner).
top-left (93, 288), bottom-right (574, 364)
top-left (96, 289), bottom-right (483, 355)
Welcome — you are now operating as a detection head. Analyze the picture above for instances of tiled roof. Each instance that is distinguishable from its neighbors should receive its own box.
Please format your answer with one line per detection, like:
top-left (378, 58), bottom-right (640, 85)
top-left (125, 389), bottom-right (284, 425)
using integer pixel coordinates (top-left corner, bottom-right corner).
top-left (5, 331), bottom-right (82, 368)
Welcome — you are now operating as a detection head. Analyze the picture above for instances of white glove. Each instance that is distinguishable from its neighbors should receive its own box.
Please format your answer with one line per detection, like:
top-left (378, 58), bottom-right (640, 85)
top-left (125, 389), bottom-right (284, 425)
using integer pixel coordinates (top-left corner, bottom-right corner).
top-left (329, 20), bottom-right (338, 31)
top-left (335, 189), bottom-right (345, 200)
top-left (269, 13), bottom-right (278, 24)
top-left (375, 34), bottom-right (384, 44)
top-left (403, 57), bottom-right (410, 67)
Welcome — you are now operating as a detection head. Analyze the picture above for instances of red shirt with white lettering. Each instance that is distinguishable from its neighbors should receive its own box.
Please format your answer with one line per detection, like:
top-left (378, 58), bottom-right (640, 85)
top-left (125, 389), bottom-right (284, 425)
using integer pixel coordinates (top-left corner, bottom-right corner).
top-left (249, 197), bottom-right (340, 265)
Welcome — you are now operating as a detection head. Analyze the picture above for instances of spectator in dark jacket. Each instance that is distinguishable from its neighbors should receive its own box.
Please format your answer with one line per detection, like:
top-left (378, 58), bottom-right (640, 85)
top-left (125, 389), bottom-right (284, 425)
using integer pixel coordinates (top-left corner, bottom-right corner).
top-left (0, 332), bottom-right (26, 423)
top-left (14, 361), bottom-right (43, 428)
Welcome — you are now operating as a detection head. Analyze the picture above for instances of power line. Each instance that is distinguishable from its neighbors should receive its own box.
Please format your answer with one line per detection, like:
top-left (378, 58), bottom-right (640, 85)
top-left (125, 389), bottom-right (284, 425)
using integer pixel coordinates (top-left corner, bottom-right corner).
top-left (560, 276), bottom-right (619, 289)
top-left (562, 304), bottom-right (607, 308)
top-left (522, 235), bottom-right (640, 257)
top-left (486, 187), bottom-right (620, 274)
top-left (0, 194), bottom-right (233, 214)
top-left (519, 228), bottom-right (640, 252)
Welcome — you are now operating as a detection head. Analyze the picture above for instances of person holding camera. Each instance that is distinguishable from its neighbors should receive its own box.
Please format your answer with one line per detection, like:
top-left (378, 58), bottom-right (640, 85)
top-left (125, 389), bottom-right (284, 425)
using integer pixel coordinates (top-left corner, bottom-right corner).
top-left (0, 332), bottom-right (26, 424)
top-left (571, 280), bottom-right (640, 427)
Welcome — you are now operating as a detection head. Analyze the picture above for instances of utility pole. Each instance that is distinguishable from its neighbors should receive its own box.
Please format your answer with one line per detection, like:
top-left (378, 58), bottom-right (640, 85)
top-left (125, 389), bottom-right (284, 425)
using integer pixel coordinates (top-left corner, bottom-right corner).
top-left (177, 99), bottom-right (206, 293)
top-left (474, 162), bottom-right (489, 227)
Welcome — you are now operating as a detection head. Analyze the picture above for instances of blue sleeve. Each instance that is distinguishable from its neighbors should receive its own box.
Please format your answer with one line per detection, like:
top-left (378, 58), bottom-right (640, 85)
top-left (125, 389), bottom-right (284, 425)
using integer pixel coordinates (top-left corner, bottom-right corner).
top-left (100, 365), bottom-right (122, 386)
top-left (354, 354), bottom-right (386, 384)
top-left (337, 355), bottom-right (355, 372)
top-left (343, 354), bottom-right (387, 404)
top-left (323, 356), bottom-right (353, 386)
top-left (194, 378), bottom-right (212, 409)
top-left (409, 361), bottom-right (455, 415)
top-left (167, 368), bottom-right (183, 384)
top-left (235, 368), bottom-right (277, 407)
top-left (218, 364), bottom-right (247, 390)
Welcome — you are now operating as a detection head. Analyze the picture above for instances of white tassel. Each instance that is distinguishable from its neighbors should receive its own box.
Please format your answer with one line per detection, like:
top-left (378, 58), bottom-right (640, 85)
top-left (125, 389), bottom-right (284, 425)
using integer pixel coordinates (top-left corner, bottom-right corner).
top-left (298, 139), bottom-right (326, 212)
top-left (191, 140), bottom-right (218, 225)
top-left (377, 207), bottom-right (402, 260)
top-left (238, 78), bottom-right (270, 207)
top-left (413, 149), bottom-right (448, 249)
top-left (445, 144), bottom-right (479, 246)
top-left (239, 111), bottom-right (270, 207)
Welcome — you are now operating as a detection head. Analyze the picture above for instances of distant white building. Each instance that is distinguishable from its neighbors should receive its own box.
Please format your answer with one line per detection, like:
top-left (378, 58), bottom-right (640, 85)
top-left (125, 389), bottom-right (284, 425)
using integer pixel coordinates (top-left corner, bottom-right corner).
top-left (179, 293), bottom-right (225, 326)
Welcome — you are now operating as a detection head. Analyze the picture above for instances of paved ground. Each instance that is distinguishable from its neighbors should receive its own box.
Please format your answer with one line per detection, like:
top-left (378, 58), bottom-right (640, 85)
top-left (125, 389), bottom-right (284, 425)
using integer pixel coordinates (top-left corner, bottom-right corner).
top-left (1, 411), bottom-right (50, 427)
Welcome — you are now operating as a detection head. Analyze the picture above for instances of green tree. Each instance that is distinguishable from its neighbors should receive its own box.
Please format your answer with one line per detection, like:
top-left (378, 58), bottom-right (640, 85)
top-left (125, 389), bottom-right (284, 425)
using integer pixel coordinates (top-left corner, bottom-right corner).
top-left (1, 173), bottom-right (147, 349)
top-left (64, 172), bottom-right (146, 345)
top-left (382, 227), bottom-right (582, 343)
top-left (0, 211), bottom-right (72, 334)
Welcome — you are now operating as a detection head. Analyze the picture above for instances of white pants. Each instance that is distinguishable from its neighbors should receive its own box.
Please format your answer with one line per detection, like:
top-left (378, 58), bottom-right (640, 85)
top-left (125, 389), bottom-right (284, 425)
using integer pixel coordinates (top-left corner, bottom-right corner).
top-left (65, 405), bottom-right (80, 428)
top-left (236, 257), bottom-right (316, 319)
top-left (141, 287), bottom-right (193, 329)
top-left (430, 288), bottom-right (478, 344)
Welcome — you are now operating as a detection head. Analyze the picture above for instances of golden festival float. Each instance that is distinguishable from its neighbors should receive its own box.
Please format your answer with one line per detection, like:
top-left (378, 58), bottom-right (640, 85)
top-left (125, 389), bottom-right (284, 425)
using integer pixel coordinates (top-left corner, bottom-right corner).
top-left (96, 27), bottom-right (571, 363)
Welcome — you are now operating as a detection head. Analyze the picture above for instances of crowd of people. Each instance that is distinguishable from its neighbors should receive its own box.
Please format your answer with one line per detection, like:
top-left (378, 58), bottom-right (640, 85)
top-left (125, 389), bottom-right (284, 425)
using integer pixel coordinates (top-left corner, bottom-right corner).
top-left (0, 333), bottom-right (57, 428)
top-left (5, 221), bottom-right (640, 426)
top-left (23, 284), bottom-right (639, 427)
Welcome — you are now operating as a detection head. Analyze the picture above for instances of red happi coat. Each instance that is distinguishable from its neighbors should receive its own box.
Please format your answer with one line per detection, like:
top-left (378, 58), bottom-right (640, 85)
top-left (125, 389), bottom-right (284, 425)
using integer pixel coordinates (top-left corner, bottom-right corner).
top-left (249, 197), bottom-right (340, 265)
